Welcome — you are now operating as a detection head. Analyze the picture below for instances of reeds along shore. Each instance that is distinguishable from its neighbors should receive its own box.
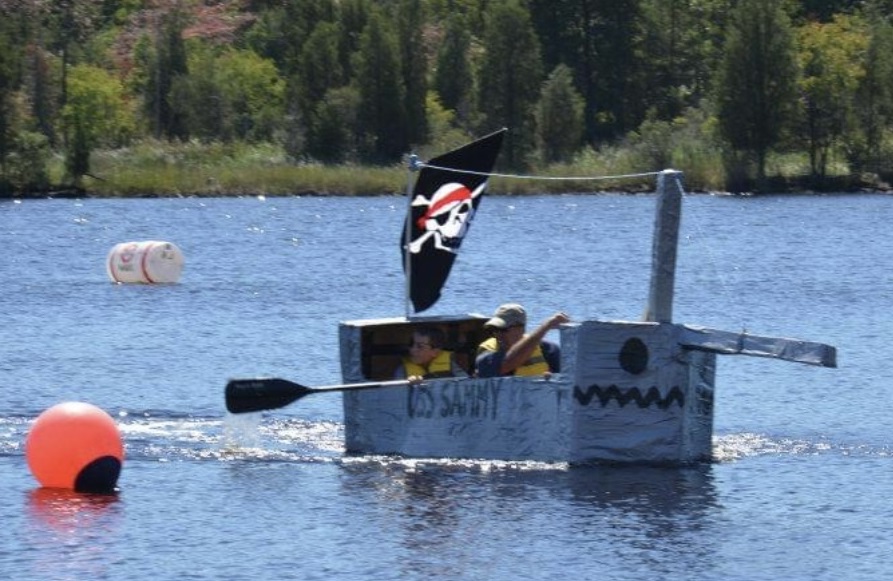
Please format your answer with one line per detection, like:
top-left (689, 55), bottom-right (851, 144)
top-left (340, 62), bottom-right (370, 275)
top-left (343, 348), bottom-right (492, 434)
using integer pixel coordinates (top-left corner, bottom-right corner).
top-left (6, 141), bottom-right (892, 199)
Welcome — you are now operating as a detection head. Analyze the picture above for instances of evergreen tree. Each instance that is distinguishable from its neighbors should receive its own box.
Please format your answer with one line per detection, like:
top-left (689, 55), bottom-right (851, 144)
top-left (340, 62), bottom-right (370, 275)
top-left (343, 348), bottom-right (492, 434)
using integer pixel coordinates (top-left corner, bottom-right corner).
top-left (248, 0), bottom-right (337, 72)
top-left (714, 0), bottom-right (798, 182)
top-left (478, 0), bottom-right (543, 169)
top-left (299, 22), bottom-right (344, 161)
top-left (433, 13), bottom-right (473, 124)
top-left (298, 21), bottom-right (343, 126)
top-left (276, 0), bottom-right (338, 158)
top-left (355, 8), bottom-right (407, 163)
top-left (170, 43), bottom-right (225, 142)
top-left (639, 0), bottom-right (712, 121)
top-left (142, 7), bottom-right (190, 140)
top-left (30, 46), bottom-right (59, 148)
top-left (853, 9), bottom-right (893, 174)
top-left (41, 0), bottom-right (101, 114)
top-left (309, 86), bottom-right (360, 163)
top-left (797, 0), bottom-right (863, 22)
top-left (0, 13), bottom-right (22, 180)
top-left (397, 0), bottom-right (428, 146)
top-left (536, 64), bottom-right (584, 164)
top-left (587, 0), bottom-right (647, 141)
top-left (529, 0), bottom-right (646, 144)
top-left (337, 0), bottom-right (371, 81)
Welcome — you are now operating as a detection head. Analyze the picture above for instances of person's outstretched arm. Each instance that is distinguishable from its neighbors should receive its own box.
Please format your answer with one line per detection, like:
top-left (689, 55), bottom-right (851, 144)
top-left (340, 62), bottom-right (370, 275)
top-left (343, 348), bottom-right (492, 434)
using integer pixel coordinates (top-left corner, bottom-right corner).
top-left (500, 312), bottom-right (569, 374)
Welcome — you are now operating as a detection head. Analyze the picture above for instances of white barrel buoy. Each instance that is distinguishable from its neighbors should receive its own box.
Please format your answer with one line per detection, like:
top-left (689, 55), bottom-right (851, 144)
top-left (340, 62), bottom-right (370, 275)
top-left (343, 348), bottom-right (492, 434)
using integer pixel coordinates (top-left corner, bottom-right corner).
top-left (106, 240), bottom-right (184, 284)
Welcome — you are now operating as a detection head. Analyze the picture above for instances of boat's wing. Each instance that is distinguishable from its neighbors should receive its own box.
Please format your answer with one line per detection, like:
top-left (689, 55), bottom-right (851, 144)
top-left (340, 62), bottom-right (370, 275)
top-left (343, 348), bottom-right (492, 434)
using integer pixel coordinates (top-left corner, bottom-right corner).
top-left (679, 325), bottom-right (837, 368)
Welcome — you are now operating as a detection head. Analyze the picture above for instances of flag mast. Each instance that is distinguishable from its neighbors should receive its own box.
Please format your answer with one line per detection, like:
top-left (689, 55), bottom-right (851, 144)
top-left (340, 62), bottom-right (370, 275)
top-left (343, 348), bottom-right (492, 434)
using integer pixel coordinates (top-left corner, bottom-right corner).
top-left (403, 154), bottom-right (421, 319)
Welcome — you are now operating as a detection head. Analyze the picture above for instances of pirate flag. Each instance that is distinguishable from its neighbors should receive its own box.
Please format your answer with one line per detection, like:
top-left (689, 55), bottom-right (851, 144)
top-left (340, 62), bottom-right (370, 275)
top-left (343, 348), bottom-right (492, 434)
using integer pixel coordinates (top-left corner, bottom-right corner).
top-left (401, 128), bottom-right (506, 313)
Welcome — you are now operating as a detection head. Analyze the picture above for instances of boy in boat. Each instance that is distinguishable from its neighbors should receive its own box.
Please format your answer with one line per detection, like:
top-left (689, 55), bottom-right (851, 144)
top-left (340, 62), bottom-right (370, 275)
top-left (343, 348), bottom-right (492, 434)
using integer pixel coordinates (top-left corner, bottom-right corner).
top-left (475, 303), bottom-right (569, 378)
top-left (394, 325), bottom-right (468, 383)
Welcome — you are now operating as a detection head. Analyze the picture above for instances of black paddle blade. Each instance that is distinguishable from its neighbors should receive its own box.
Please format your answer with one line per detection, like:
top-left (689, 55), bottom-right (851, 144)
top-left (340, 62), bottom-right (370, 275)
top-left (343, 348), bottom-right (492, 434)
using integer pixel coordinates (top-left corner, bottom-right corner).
top-left (225, 378), bottom-right (311, 414)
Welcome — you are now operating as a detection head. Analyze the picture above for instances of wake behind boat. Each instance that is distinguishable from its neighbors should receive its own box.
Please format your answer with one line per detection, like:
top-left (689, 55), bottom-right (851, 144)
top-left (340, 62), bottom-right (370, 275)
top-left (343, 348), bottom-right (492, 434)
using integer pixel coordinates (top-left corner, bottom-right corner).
top-left (226, 130), bottom-right (836, 465)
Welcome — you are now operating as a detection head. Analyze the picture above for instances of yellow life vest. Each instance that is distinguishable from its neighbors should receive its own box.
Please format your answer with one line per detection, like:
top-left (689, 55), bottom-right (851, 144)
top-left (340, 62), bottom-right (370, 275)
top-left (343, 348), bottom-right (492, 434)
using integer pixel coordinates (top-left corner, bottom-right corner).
top-left (402, 350), bottom-right (456, 378)
top-left (477, 337), bottom-right (550, 376)
top-left (477, 337), bottom-right (499, 356)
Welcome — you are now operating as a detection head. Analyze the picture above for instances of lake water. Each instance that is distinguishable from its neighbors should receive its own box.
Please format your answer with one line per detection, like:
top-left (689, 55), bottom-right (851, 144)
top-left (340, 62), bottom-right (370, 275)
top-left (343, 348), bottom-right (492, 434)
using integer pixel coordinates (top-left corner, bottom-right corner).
top-left (1, 188), bottom-right (891, 580)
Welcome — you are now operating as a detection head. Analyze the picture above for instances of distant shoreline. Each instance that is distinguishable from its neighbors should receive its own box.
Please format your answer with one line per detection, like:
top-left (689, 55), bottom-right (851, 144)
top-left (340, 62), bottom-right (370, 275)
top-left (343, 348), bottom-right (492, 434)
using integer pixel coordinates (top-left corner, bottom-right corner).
top-left (0, 170), bottom-right (893, 199)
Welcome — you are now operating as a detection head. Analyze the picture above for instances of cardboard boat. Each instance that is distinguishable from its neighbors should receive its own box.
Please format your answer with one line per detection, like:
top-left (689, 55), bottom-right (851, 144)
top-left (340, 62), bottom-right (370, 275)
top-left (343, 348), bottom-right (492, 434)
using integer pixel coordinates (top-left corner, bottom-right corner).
top-left (226, 131), bottom-right (836, 465)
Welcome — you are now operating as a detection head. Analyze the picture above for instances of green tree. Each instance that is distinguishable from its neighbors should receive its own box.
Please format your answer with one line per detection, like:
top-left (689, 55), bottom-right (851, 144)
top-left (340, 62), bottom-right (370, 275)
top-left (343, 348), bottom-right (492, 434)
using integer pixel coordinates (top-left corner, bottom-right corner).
top-left (535, 64), bottom-right (584, 164)
top-left (478, 0), bottom-right (543, 169)
top-left (714, 0), bottom-right (798, 182)
top-left (298, 21), bottom-right (343, 137)
top-left (5, 131), bottom-right (51, 194)
top-left (529, 0), bottom-right (646, 144)
top-left (39, 0), bottom-right (101, 114)
top-left (0, 12), bottom-right (23, 183)
top-left (852, 10), bottom-right (893, 174)
top-left (795, 15), bottom-right (867, 177)
top-left (336, 0), bottom-right (371, 81)
top-left (355, 8), bottom-right (407, 162)
top-left (140, 7), bottom-right (190, 140)
top-left (247, 0), bottom-right (337, 72)
top-left (639, 0), bottom-right (720, 121)
top-left (396, 0), bottom-right (428, 146)
top-left (796, 0), bottom-right (863, 22)
top-left (62, 63), bottom-right (133, 182)
top-left (170, 42), bottom-right (223, 142)
top-left (433, 13), bottom-right (474, 127)
top-left (308, 85), bottom-right (360, 163)
top-left (217, 49), bottom-right (285, 142)
top-left (424, 91), bottom-right (474, 155)
top-left (30, 48), bottom-right (59, 147)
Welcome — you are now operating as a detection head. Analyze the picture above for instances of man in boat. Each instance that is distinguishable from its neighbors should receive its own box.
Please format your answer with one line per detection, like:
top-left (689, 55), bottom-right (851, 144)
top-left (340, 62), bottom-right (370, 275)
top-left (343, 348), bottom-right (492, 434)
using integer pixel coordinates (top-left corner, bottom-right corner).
top-left (475, 303), bottom-right (569, 378)
top-left (394, 325), bottom-right (468, 383)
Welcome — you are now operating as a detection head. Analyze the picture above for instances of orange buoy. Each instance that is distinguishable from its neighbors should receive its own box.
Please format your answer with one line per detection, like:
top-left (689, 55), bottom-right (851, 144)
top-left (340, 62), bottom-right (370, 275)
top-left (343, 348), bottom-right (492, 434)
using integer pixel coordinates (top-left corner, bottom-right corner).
top-left (25, 402), bottom-right (124, 493)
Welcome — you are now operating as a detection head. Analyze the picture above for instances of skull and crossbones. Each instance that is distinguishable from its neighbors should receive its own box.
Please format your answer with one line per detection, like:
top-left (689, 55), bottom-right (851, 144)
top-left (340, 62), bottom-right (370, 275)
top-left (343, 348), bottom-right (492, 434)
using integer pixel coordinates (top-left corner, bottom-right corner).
top-left (408, 181), bottom-right (487, 253)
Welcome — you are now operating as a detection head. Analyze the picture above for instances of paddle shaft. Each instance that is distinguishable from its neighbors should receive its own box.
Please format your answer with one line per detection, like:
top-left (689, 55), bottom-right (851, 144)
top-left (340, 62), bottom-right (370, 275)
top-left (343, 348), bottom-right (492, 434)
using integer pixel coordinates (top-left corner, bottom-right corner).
top-left (225, 377), bottom-right (411, 414)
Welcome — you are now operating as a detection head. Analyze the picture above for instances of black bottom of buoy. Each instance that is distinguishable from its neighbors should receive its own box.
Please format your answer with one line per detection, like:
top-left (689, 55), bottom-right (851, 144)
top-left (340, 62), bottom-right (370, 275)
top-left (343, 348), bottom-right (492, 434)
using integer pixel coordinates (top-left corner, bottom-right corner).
top-left (74, 456), bottom-right (122, 493)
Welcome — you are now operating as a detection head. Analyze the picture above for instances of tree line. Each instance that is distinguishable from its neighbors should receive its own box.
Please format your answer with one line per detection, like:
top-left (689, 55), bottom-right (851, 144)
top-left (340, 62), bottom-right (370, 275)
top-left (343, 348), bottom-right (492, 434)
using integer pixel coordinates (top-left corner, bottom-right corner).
top-left (1, 0), bottom-right (893, 194)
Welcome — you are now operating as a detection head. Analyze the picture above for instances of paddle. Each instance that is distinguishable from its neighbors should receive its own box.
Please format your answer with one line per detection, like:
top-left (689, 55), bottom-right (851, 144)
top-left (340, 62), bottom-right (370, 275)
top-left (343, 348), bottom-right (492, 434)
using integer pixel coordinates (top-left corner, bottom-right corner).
top-left (225, 377), bottom-right (412, 414)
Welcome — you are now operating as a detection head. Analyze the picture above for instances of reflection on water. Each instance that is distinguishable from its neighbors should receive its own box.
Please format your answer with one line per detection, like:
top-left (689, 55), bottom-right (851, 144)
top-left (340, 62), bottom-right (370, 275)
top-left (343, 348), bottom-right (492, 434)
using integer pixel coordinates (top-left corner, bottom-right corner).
top-left (339, 458), bottom-right (718, 517)
top-left (23, 488), bottom-right (122, 580)
top-left (338, 459), bottom-right (720, 578)
top-left (27, 487), bottom-right (121, 531)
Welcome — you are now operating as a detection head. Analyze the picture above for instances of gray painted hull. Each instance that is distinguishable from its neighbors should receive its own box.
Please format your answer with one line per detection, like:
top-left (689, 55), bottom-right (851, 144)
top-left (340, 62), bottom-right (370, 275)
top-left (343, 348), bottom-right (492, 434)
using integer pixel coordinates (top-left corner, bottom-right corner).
top-left (340, 319), bottom-right (716, 464)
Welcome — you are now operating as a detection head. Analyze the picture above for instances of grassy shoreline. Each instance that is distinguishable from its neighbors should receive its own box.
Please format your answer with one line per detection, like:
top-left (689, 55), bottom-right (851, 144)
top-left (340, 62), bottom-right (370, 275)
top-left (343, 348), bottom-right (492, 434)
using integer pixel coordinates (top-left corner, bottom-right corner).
top-left (8, 140), bottom-right (893, 198)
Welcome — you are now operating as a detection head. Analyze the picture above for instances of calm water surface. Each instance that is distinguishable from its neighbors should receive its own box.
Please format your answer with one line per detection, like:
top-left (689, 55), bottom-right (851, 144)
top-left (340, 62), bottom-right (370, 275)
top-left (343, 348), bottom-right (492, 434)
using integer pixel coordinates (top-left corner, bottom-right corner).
top-left (1, 190), bottom-right (891, 580)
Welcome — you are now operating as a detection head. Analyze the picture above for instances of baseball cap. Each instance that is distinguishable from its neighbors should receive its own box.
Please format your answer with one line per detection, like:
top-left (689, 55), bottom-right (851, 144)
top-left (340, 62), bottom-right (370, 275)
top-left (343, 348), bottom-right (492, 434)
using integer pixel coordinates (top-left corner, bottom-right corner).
top-left (485, 303), bottom-right (527, 329)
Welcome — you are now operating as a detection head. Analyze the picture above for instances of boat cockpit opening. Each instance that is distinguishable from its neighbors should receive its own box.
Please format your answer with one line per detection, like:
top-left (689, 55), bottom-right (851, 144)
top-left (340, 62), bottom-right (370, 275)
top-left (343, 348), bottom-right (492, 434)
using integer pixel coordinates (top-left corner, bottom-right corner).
top-left (352, 317), bottom-right (492, 381)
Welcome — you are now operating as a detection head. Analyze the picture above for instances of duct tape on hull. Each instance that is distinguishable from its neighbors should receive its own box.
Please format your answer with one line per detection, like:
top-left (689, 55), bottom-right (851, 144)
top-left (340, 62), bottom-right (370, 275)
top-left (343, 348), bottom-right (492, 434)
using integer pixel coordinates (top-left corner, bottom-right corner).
top-left (339, 318), bottom-right (714, 465)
